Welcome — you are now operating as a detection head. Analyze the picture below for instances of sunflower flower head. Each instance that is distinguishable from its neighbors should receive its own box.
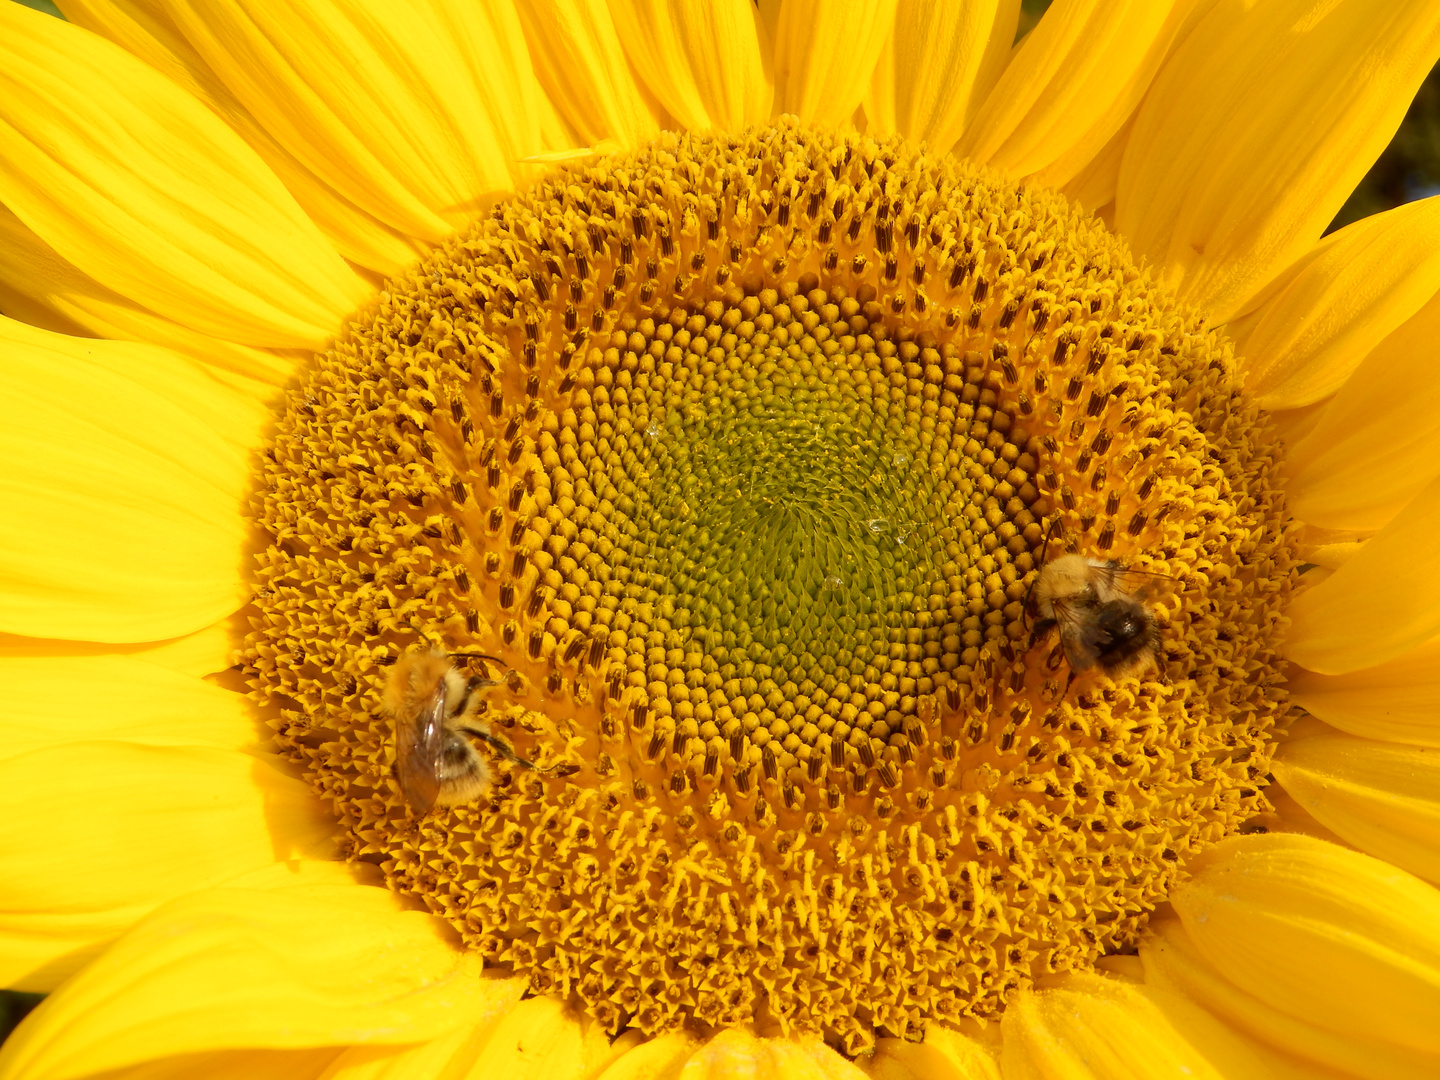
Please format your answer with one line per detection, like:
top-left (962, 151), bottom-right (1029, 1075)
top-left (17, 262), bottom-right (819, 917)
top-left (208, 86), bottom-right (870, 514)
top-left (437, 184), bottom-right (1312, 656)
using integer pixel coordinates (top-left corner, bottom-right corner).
top-left (8, 0), bottom-right (1440, 1076)
top-left (248, 120), bottom-right (1295, 1052)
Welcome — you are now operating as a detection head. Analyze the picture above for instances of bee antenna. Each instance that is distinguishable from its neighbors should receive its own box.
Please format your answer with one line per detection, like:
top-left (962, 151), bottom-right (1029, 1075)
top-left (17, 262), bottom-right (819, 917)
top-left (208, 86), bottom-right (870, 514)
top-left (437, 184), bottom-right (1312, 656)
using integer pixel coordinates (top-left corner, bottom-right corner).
top-left (449, 651), bottom-right (506, 666)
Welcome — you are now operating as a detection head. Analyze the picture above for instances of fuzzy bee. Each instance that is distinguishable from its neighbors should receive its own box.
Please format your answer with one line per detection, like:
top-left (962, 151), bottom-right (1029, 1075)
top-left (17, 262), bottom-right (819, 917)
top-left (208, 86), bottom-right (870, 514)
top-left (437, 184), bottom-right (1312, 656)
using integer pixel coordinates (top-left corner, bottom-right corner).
top-left (385, 649), bottom-right (540, 815)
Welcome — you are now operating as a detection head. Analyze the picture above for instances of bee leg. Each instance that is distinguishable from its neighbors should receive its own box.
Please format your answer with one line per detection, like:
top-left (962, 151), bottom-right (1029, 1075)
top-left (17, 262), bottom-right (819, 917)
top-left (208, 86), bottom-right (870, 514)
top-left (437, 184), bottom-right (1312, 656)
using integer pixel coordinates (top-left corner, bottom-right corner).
top-left (458, 725), bottom-right (544, 772)
top-left (1062, 667), bottom-right (1078, 699)
top-left (1027, 617), bottom-right (1056, 653)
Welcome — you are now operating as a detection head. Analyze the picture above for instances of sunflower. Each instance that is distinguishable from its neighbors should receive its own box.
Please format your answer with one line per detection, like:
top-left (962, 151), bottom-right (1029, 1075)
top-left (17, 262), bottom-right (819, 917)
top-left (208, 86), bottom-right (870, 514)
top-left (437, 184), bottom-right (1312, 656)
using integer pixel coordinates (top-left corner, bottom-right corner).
top-left (3, 0), bottom-right (1440, 1076)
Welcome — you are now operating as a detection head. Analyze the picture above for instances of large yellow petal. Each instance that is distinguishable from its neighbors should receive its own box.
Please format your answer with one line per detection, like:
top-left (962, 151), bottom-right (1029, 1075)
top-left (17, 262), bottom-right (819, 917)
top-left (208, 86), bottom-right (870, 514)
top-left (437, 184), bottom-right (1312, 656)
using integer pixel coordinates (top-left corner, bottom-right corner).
top-left (0, 742), bottom-right (334, 991)
top-left (1281, 291), bottom-right (1440, 532)
top-left (592, 1033), bottom-right (696, 1080)
top-left (1273, 732), bottom-right (1440, 886)
top-left (457, 996), bottom-right (633, 1079)
top-left (59, 0), bottom-right (426, 278)
top-left (659, 1028), bottom-right (868, 1079)
top-left (1142, 913), bottom-right (1440, 1080)
top-left (958, 0), bottom-right (1204, 190)
top-left (155, 0), bottom-right (542, 245)
top-left (1284, 472), bottom-right (1440, 673)
top-left (1115, 0), bottom-right (1440, 322)
top-left (0, 204), bottom-right (299, 393)
top-left (316, 991), bottom-right (613, 1080)
top-left (515, 0), bottom-right (663, 149)
top-left (0, 654), bottom-right (257, 760)
top-left (0, 320), bottom-right (263, 643)
top-left (0, 4), bottom-right (367, 350)
top-left (0, 617), bottom-right (238, 681)
top-left (608, 0), bottom-right (772, 132)
top-left (863, 0), bottom-right (1018, 153)
top-left (999, 971), bottom-right (1283, 1080)
top-left (1169, 834), bottom-right (1440, 1057)
top-left (771, 0), bottom-right (897, 127)
top-left (863, 1026), bottom-right (1000, 1080)
top-left (1228, 195), bottom-right (1440, 409)
top-left (1286, 636), bottom-right (1440, 748)
top-left (0, 886), bottom-right (523, 1080)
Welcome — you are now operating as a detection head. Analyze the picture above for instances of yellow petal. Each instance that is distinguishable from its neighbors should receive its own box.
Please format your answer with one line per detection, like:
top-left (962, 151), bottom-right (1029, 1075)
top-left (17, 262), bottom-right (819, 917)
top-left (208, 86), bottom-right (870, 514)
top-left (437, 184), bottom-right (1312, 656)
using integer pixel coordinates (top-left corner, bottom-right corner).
top-left (515, 0), bottom-right (663, 148)
top-left (455, 996), bottom-right (633, 1080)
top-left (1115, 0), bottom-right (1440, 322)
top-left (1273, 732), bottom-right (1440, 886)
top-left (998, 971), bottom-right (1278, 1080)
top-left (0, 654), bottom-right (257, 760)
top-left (1170, 833), bottom-right (1440, 1057)
top-left (669, 1029), bottom-right (869, 1079)
top-left (609, 0), bottom-right (773, 132)
top-left (771, 0), bottom-right (898, 127)
top-left (863, 0), bottom-right (1018, 152)
top-left (0, 320), bottom-right (265, 643)
top-left (0, 4), bottom-right (367, 350)
top-left (1229, 194), bottom-right (1440, 409)
top-left (157, 0), bottom-right (537, 244)
top-left (0, 203), bottom-right (299, 392)
top-left (0, 886), bottom-right (524, 1080)
top-left (958, 0), bottom-right (1203, 189)
top-left (59, 0), bottom-right (425, 278)
top-left (1282, 291), bottom-right (1440, 532)
top-left (1284, 472), bottom-right (1440, 673)
top-left (1142, 913), bottom-right (1440, 1080)
top-left (1060, 112), bottom-right (1134, 214)
top-left (22, 1048), bottom-right (349, 1080)
top-left (864, 1025), bottom-right (1000, 1080)
top-left (318, 993), bottom-right (593, 1079)
top-left (0, 617), bottom-right (238, 681)
top-left (1286, 636), bottom-right (1440, 748)
top-left (589, 1033), bottom-right (700, 1080)
top-left (0, 743), bottom-right (334, 991)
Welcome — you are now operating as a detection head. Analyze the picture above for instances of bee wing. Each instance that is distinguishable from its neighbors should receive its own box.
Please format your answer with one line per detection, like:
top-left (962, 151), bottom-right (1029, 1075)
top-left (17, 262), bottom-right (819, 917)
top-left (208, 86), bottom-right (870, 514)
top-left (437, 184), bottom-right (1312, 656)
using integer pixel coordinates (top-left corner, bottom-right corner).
top-left (396, 684), bottom-right (447, 814)
top-left (1050, 597), bottom-right (1105, 670)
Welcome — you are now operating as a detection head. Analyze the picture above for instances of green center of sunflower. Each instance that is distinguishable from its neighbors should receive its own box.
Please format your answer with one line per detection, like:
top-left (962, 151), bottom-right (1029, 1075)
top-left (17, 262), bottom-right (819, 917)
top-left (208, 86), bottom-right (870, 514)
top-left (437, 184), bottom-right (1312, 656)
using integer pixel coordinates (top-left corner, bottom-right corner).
top-left (248, 120), bottom-right (1296, 1054)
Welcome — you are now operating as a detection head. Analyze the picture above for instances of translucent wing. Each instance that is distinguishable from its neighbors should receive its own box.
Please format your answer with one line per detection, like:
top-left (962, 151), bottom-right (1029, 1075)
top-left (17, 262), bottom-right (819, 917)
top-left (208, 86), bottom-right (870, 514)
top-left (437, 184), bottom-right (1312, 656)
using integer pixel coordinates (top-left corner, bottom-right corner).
top-left (396, 679), bottom-right (447, 814)
top-left (1050, 596), bottom-right (1106, 670)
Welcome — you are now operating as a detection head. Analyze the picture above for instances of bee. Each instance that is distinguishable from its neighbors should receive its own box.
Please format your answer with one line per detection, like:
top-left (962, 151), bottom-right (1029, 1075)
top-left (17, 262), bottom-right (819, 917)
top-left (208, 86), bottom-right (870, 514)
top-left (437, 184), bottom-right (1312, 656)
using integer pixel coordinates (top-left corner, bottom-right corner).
top-left (1025, 524), bottom-right (1167, 688)
top-left (385, 649), bottom-right (540, 815)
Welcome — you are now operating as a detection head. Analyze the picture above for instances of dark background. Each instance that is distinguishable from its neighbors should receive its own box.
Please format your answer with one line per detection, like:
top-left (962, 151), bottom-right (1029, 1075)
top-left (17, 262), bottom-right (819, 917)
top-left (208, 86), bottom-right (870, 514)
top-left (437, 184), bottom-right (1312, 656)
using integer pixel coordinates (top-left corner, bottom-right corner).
top-left (3, 0), bottom-right (1438, 1048)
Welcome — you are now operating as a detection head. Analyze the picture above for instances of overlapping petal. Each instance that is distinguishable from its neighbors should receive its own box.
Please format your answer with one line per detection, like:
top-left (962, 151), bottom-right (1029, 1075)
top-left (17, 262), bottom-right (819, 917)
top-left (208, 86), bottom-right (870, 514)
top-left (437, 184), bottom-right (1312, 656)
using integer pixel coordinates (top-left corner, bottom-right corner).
top-left (515, 0), bottom-right (663, 148)
top-left (864, 0), bottom-right (1016, 155)
top-left (1167, 835), bottom-right (1440, 1059)
top-left (156, 0), bottom-right (561, 246)
top-left (1274, 732), bottom-right (1440, 886)
top-left (1281, 290), bottom-right (1440, 532)
top-left (1116, 0), bottom-right (1440, 321)
top-left (959, 0), bottom-right (1203, 190)
top-left (0, 3), bottom-right (368, 349)
top-left (0, 886), bottom-right (523, 1080)
top-left (998, 972), bottom-right (1283, 1080)
top-left (1286, 636), bottom-right (1440, 748)
top-left (1229, 195), bottom-right (1440, 410)
top-left (0, 204), bottom-right (299, 393)
top-left (0, 320), bottom-right (262, 642)
top-left (1144, 909), bottom-right (1440, 1080)
top-left (609, 0), bottom-right (772, 132)
top-left (770, 0), bottom-right (897, 127)
top-left (864, 1026), bottom-right (1000, 1080)
top-left (1285, 472), bottom-right (1440, 673)
top-left (59, 0), bottom-right (426, 277)
top-left (0, 739), bottom-right (334, 992)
